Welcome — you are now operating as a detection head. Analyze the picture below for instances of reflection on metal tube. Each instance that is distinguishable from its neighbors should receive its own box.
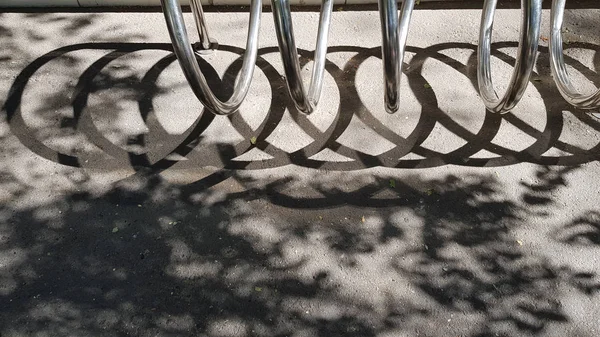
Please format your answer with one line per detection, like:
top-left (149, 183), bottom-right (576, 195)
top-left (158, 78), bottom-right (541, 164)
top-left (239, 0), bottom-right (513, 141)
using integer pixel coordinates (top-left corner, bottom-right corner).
top-left (550, 0), bottom-right (600, 109)
top-left (160, 0), bottom-right (261, 115)
top-left (378, 0), bottom-right (415, 114)
top-left (477, 0), bottom-right (542, 113)
top-left (190, 0), bottom-right (215, 51)
top-left (159, 0), bottom-right (599, 116)
top-left (271, 0), bottom-right (334, 114)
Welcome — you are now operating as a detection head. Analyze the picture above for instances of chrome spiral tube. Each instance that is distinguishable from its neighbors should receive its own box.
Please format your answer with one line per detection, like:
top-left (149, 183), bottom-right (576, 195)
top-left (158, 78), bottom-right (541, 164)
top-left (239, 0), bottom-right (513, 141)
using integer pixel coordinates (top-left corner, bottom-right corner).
top-left (477, 0), bottom-right (542, 114)
top-left (378, 0), bottom-right (415, 114)
top-left (549, 0), bottom-right (600, 109)
top-left (160, 1), bottom-right (600, 116)
top-left (271, 0), bottom-right (334, 114)
top-left (160, 0), bottom-right (261, 115)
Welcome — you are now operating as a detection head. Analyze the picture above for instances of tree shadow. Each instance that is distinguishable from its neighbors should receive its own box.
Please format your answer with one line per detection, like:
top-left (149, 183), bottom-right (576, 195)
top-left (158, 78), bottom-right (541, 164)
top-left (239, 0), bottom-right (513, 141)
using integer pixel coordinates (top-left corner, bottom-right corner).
top-left (2, 10), bottom-right (600, 337)
top-left (0, 164), bottom-right (598, 336)
top-left (553, 211), bottom-right (600, 247)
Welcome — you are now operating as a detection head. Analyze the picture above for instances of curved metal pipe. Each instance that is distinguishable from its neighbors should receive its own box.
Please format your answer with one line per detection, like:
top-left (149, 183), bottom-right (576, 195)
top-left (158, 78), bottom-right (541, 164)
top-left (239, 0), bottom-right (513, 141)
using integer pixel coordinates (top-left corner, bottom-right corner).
top-left (160, 0), bottom-right (261, 115)
top-left (378, 0), bottom-right (415, 114)
top-left (549, 0), bottom-right (600, 109)
top-left (271, 0), bottom-right (334, 114)
top-left (477, 0), bottom-right (542, 113)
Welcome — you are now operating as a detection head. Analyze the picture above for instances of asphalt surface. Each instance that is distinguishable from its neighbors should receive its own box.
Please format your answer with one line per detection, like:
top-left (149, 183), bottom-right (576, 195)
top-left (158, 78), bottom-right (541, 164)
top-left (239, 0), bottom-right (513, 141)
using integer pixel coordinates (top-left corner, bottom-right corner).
top-left (1, 6), bottom-right (600, 337)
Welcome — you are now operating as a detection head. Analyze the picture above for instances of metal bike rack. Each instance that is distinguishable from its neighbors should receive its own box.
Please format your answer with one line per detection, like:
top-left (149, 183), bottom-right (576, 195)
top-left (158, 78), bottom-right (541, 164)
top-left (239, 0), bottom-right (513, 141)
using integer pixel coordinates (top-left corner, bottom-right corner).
top-left (550, 0), bottom-right (600, 109)
top-left (271, 0), bottom-right (334, 114)
top-left (156, 0), bottom-right (600, 116)
top-left (160, 0), bottom-right (261, 115)
top-left (477, 0), bottom-right (542, 114)
top-left (378, 0), bottom-right (415, 114)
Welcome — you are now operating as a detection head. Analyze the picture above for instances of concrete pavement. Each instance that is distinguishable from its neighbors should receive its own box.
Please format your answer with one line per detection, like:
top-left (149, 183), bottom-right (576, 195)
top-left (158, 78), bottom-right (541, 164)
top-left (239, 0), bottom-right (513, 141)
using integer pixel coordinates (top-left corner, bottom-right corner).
top-left (1, 7), bottom-right (600, 337)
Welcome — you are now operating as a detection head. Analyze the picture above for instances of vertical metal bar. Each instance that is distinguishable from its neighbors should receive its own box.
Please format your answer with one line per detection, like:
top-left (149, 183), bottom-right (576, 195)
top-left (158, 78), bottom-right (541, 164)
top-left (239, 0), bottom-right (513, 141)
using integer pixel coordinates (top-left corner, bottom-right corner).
top-left (190, 0), bottom-right (213, 51)
top-left (307, 0), bottom-right (334, 107)
top-left (379, 0), bottom-right (401, 114)
top-left (378, 0), bottom-right (415, 114)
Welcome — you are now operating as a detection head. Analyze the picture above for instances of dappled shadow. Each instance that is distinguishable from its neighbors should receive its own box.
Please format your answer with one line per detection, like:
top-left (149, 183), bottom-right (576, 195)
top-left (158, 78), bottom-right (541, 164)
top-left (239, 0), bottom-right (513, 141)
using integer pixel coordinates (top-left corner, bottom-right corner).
top-left (2, 9), bottom-right (600, 337)
top-left (553, 211), bottom-right (600, 247)
top-left (0, 165), bottom-right (599, 336)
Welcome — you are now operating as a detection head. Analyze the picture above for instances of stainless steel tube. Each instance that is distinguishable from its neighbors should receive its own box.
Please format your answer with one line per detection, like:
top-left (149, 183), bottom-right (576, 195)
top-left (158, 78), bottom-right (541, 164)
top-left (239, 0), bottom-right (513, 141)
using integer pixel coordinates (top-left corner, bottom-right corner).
top-left (190, 0), bottom-right (214, 51)
top-left (160, 0), bottom-right (261, 115)
top-left (271, 0), bottom-right (334, 114)
top-left (378, 0), bottom-right (415, 114)
top-left (477, 0), bottom-right (542, 113)
top-left (549, 0), bottom-right (600, 109)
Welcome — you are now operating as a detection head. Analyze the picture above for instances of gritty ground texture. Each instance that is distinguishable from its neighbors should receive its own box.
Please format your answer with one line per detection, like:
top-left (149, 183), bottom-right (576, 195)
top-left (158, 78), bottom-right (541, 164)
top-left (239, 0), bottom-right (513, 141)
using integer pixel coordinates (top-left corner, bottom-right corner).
top-left (1, 6), bottom-right (600, 337)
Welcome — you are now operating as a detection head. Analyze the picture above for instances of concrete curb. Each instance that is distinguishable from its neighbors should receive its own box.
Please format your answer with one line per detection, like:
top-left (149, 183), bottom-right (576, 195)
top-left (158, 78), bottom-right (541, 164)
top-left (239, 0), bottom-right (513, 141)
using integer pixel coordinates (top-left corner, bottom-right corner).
top-left (1, 0), bottom-right (464, 8)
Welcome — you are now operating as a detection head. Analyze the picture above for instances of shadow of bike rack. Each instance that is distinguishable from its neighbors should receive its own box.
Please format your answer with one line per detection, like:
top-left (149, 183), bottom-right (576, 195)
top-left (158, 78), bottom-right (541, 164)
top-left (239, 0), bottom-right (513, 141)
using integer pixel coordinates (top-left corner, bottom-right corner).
top-left (4, 41), bottom-right (600, 179)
